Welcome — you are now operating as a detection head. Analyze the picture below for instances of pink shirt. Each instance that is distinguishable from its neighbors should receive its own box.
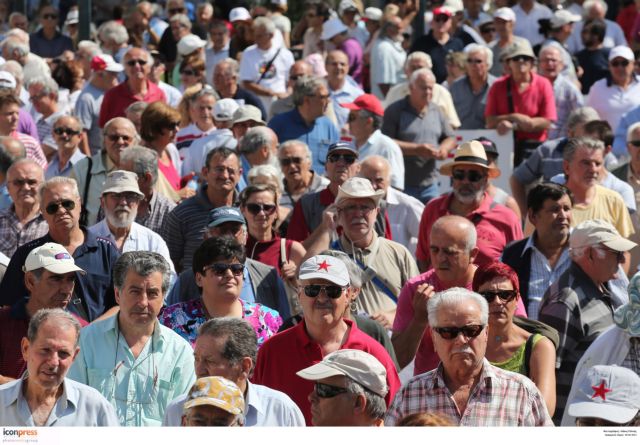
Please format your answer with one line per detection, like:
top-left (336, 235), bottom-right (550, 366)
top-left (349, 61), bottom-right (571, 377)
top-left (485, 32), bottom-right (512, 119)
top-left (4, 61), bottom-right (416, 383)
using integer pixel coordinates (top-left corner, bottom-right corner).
top-left (158, 158), bottom-right (180, 190)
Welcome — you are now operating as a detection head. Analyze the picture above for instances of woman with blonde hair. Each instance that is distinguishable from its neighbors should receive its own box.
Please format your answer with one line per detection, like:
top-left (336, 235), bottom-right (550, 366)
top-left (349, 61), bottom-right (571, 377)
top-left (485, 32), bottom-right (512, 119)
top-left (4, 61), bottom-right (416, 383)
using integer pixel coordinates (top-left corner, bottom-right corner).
top-left (176, 84), bottom-right (217, 150)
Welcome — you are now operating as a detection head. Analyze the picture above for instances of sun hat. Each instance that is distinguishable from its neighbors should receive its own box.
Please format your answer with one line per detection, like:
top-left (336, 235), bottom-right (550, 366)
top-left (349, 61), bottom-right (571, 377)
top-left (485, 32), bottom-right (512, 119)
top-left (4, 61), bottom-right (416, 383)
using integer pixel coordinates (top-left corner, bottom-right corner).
top-left (439, 140), bottom-right (501, 178)
top-left (321, 18), bottom-right (349, 40)
top-left (232, 105), bottom-right (266, 125)
top-left (183, 376), bottom-right (245, 415)
top-left (335, 177), bottom-right (385, 207)
top-left (101, 170), bottom-right (144, 198)
top-left (569, 219), bottom-right (637, 252)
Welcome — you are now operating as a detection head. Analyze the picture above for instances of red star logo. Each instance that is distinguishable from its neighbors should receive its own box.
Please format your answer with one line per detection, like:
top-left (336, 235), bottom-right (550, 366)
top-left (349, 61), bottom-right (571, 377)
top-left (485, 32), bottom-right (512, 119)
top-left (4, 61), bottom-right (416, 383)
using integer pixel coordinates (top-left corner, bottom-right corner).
top-left (591, 380), bottom-right (612, 400)
top-left (317, 260), bottom-right (331, 272)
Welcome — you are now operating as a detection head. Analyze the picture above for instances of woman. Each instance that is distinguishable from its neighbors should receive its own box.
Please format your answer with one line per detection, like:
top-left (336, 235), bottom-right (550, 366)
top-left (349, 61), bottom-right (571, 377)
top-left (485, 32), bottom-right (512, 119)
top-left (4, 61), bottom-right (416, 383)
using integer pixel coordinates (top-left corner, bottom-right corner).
top-left (247, 164), bottom-right (290, 230)
top-left (443, 51), bottom-right (466, 90)
top-left (472, 261), bottom-right (556, 416)
top-left (178, 54), bottom-right (206, 92)
top-left (159, 236), bottom-right (282, 347)
top-left (302, 2), bottom-right (331, 58)
top-left (176, 84), bottom-right (217, 150)
top-left (51, 59), bottom-right (85, 112)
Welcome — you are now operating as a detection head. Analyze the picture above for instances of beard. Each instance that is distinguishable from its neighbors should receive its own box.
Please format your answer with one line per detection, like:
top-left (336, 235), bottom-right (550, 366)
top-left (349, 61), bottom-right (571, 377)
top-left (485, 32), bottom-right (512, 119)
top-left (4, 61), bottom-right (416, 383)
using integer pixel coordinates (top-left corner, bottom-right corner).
top-left (106, 206), bottom-right (136, 228)
top-left (453, 186), bottom-right (484, 205)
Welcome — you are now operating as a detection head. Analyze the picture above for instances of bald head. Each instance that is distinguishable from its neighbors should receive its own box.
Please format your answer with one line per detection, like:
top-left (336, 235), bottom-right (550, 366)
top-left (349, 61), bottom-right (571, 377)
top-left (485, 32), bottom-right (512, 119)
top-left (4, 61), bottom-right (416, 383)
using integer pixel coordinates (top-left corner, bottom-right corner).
top-left (359, 155), bottom-right (391, 192)
top-left (431, 215), bottom-right (477, 252)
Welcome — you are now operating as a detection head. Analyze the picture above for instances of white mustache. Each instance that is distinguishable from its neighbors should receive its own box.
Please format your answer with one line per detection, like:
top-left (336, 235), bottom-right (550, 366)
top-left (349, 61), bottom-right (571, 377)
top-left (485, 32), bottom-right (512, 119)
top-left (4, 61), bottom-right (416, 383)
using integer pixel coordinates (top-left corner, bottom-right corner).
top-left (452, 346), bottom-right (474, 355)
top-left (350, 217), bottom-right (367, 225)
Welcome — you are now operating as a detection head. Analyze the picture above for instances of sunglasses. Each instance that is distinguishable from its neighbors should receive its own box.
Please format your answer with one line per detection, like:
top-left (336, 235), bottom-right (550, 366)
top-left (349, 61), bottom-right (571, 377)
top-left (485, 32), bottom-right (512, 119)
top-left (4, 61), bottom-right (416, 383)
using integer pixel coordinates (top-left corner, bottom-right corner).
top-left (166, 121), bottom-right (181, 129)
top-left (629, 140), bottom-right (640, 147)
top-left (314, 382), bottom-right (349, 398)
top-left (303, 284), bottom-right (345, 299)
top-left (451, 169), bottom-right (486, 182)
top-left (480, 290), bottom-right (518, 303)
top-left (106, 134), bottom-right (133, 143)
top-left (45, 199), bottom-right (76, 215)
top-left (202, 263), bottom-right (245, 277)
top-left (289, 74), bottom-right (304, 81)
top-left (611, 59), bottom-right (630, 68)
top-left (480, 27), bottom-right (495, 33)
top-left (245, 203), bottom-right (277, 216)
top-left (126, 59), bottom-right (147, 67)
top-left (181, 69), bottom-right (197, 76)
top-left (54, 127), bottom-right (81, 136)
top-left (169, 7), bottom-right (185, 14)
top-left (433, 324), bottom-right (485, 340)
top-left (434, 15), bottom-right (450, 23)
top-left (510, 55), bottom-right (533, 63)
top-left (327, 153), bottom-right (357, 164)
top-left (279, 157), bottom-right (303, 166)
top-left (466, 58), bottom-right (484, 64)
top-left (43, 13), bottom-right (58, 20)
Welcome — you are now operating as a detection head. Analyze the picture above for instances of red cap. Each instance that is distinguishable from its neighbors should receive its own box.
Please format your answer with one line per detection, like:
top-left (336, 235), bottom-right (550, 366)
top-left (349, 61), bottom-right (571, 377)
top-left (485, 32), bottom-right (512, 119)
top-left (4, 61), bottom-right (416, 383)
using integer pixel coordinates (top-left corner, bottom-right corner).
top-left (433, 7), bottom-right (453, 17)
top-left (340, 94), bottom-right (384, 117)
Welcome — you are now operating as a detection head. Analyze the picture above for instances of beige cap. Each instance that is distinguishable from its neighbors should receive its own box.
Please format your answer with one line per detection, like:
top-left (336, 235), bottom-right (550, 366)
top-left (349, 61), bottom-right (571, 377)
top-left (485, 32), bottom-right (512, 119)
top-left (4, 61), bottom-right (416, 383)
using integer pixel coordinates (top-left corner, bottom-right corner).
top-left (23, 242), bottom-right (86, 275)
top-left (232, 105), bottom-right (265, 125)
top-left (505, 39), bottom-right (535, 60)
top-left (569, 219), bottom-right (637, 252)
top-left (101, 170), bottom-right (144, 198)
top-left (335, 177), bottom-right (384, 207)
top-left (184, 376), bottom-right (245, 415)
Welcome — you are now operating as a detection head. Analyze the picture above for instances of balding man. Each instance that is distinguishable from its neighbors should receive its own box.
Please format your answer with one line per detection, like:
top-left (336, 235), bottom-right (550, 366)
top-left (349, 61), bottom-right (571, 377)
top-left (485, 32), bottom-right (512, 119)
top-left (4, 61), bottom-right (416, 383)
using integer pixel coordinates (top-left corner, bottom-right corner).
top-left (46, 116), bottom-right (87, 180)
top-left (213, 58), bottom-right (267, 120)
top-left (326, 50), bottom-right (364, 130)
top-left (238, 126), bottom-right (278, 186)
top-left (270, 60), bottom-right (313, 119)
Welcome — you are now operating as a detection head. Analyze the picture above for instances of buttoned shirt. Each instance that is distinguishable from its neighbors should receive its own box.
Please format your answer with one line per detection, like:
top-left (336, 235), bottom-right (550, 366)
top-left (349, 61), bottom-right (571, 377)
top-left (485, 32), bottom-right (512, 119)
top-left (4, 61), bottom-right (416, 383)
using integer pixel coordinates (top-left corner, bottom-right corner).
top-left (512, 137), bottom-right (567, 185)
top-left (385, 187), bottom-right (424, 254)
top-left (135, 191), bottom-right (176, 235)
top-left (0, 208), bottom-right (48, 258)
top-left (548, 74), bottom-right (584, 140)
top-left (45, 149), bottom-right (87, 180)
top-left (68, 316), bottom-right (195, 426)
top-left (329, 76), bottom-right (364, 130)
top-left (450, 74), bottom-right (497, 130)
top-left (385, 359), bottom-right (553, 426)
top-left (383, 82), bottom-right (461, 128)
top-left (357, 130), bottom-right (405, 190)
top-left (98, 80), bottom-right (166, 128)
top-left (613, 104), bottom-right (640, 156)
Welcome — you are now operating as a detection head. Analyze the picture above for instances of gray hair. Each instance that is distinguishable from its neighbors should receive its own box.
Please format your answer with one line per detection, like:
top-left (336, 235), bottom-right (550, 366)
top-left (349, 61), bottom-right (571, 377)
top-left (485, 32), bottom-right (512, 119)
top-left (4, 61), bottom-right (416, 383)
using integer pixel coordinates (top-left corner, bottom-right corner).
top-left (216, 58), bottom-right (240, 77)
top-left (120, 146), bottom-right (159, 185)
top-left (239, 127), bottom-right (277, 155)
top-left (563, 137), bottom-right (605, 162)
top-left (627, 122), bottom-right (640, 141)
top-left (292, 76), bottom-right (325, 107)
top-left (405, 51), bottom-right (433, 71)
top-left (0, 135), bottom-right (25, 158)
top-left (98, 20), bottom-right (129, 46)
top-left (2, 38), bottom-right (30, 58)
top-left (198, 317), bottom-right (258, 370)
top-left (170, 13), bottom-right (192, 30)
top-left (409, 68), bottom-right (436, 85)
top-left (567, 107), bottom-right (600, 131)
top-left (7, 158), bottom-right (44, 180)
top-left (319, 249), bottom-right (363, 288)
top-left (463, 43), bottom-right (493, 69)
top-left (247, 164), bottom-right (282, 193)
top-left (0, 61), bottom-right (24, 84)
top-left (584, 0), bottom-right (608, 14)
top-left (253, 16), bottom-right (276, 35)
top-left (278, 140), bottom-right (312, 160)
top-left (39, 176), bottom-right (80, 202)
top-left (26, 76), bottom-right (59, 97)
top-left (27, 308), bottom-right (81, 347)
top-left (113, 251), bottom-right (172, 294)
top-left (125, 101), bottom-right (149, 116)
top-left (358, 109), bottom-right (383, 130)
top-left (431, 215), bottom-right (477, 252)
top-left (77, 40), bottom-right (102, 58)
top-left (427, 287), bottom-right (489, 327)
top-left (345, 379), bottom-right (387, 420)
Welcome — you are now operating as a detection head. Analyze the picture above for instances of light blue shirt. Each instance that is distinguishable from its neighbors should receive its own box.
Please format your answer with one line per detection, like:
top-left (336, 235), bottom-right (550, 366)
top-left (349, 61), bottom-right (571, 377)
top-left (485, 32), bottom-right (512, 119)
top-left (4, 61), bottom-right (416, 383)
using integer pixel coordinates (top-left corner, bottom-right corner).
top-left (329, 76), bottom-right (364, 130)
top-left (357, 129), bottom-right (405, 190)
top-left (67, 315), bottom-right (196, 426)
top-left (0, 183), bottom-right (11, 211)
top-left (45, 149), bottom-right (87, 180)
top-left (240, 265), bottom-right (256, 303)
top-left (0, 377), bottom-right (119, 426)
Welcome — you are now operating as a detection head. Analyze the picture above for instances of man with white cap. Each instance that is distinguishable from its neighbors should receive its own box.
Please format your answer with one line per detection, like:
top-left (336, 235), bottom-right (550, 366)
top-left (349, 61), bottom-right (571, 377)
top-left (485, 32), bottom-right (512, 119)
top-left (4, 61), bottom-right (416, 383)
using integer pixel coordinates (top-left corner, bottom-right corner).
top-left (489, 7), bottom-right (528, 77)
top-left (321, 18), bottom-right (364, 87)
top-left (541, 10), bottom-right (581, 82)
top-left (297, 349), bottom-right (388, 426)
top-left (253, 254), bottom-right (401, 425)
top-left (172, 34), bottom-right (207, 86)
top-left (511, 0), bottom-right (552, 47)
top-left (182, 376), bottom-right (245, 427)
top-left (539, 218), bottom-right (637, 424)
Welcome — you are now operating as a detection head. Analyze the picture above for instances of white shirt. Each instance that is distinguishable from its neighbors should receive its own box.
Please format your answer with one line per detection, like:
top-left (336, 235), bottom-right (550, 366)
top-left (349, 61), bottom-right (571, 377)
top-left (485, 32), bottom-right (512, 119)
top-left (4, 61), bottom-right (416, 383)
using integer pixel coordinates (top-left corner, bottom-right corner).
top-left (587, 76), bottom-right (640, 134)
top-left (159, 81), bottom-right (182, 108)
top-left (385, 187), bottom-right (424, 255)
top-left (205, 42), bottom-right (230, 86)
top-left (512, 2), bottom-right (553, 47)
top-left (181, 128), bottom-right (237, 177)
top-left (370, 37), bottom-right (406, 100)
top-left (357, 129), bottom-right (405, 190)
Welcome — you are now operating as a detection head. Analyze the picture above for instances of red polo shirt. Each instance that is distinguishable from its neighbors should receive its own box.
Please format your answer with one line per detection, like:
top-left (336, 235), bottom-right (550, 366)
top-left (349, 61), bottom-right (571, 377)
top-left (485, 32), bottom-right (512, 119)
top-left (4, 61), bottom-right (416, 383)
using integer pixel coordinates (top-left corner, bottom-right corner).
top-left (98, 79), bottom-right (166, 128)
top-left (252, 318), bottom-right (401, 425)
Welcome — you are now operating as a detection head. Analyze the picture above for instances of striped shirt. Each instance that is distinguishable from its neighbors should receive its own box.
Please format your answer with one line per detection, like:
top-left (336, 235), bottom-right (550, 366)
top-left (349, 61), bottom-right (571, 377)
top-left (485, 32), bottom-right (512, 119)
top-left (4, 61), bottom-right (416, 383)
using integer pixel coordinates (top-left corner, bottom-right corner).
top-left (621, 337), bottom-right (640, 375)
top-left (548, 74), bottom-right (584, 140)
top-left (12, 131), bottom-right (47, 169)
top-left (384, 359), bottom-right (553, 426)
top-left (135, 190), bottom-right (176, 235)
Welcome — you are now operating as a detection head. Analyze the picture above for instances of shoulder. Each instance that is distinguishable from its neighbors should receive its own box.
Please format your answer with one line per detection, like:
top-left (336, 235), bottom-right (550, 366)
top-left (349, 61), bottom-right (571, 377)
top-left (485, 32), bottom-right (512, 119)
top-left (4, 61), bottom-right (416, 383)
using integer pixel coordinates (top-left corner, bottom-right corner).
top-left (158, 323), bottom-right (194, 353)
top-left (503, 237), bottom-right (530, 256)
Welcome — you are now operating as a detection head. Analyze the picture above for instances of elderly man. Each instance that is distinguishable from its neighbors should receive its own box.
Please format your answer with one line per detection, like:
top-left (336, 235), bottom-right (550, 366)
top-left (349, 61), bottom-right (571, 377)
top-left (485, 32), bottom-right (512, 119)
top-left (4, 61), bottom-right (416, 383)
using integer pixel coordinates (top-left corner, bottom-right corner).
top-left (0, 159), bottom-right (47, 258)
top-left (297, 349), bottom-right (388, 426)
top-left (68, 252), bottom-right (195, 426)
top-left (386, 288), bottom-right (553, 426)
top-left (2, 36), bottom-right (51, 85)
top-left (415, 141), bottom-right (523, 272)
top-left (502, 183), bottom-right (573, 320)
top-left (163, 318), bottom-right (304, 426)
top-left (278, 140), bottom-right (329, 212)
top-left (205, 20), bottom-right (230, 83)
top-left (71, 117), bottom-right (138, 227)
top-left (231, 105), bottom-right (267, 145)
top-left (253, 254), bottom-right (400, 425)
top-left (321, 18), bottom-right (364, 86)
top-left (29, 6), bottom-right (73, 59)
top-left (239, 17), bottom-right (294, 111)
top-left (213, 58), bottom-right (267, 120)
top-left (370, 15), bottom-right (405, 100)
top-left (0, 309), bottom-right (118, 426)
top-left (269, 60), bottom-right (314, 119)
top-left (238, 127), bottom-right (278, 186)
top-left (98, 47), bottom-right (166, 127)
top-left (0, 91), bottom-right (46, 170)
top-left (539, 219), bottom-right (637, 424)
top-left (382, 68), bottom-right (456, 203)
top-left (566, 0), bottom-right (628, 54)
top-left (268, 76), bottom-right (339, 175)
top-left (157, 1), bottom-right (190, 67)
top-left (46, 116), bottom-right (86, 179)
top-left (451, 43), bottom-right (496, 130)
top-left (182, 376), bottom-right (245, 427)
top-left (325, 50), bottom-right (363, 131)
top-left (27, 76), bottom-right (65, 157)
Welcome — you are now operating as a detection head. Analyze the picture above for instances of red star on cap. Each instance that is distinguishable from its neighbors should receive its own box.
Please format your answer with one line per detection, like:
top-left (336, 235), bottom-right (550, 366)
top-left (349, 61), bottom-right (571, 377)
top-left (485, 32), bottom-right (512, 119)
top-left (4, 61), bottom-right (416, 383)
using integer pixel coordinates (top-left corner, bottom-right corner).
top-left (317, 260), bottom-right (331, 272)
top-left (591, 380), bottom-right (612, 400)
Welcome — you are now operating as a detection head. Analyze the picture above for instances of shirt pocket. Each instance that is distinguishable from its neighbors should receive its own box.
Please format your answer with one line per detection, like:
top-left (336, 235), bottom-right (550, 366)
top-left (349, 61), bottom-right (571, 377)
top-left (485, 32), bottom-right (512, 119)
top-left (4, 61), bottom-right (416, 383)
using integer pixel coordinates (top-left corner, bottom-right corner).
top-left (87, 368), bottom-right (114, 397)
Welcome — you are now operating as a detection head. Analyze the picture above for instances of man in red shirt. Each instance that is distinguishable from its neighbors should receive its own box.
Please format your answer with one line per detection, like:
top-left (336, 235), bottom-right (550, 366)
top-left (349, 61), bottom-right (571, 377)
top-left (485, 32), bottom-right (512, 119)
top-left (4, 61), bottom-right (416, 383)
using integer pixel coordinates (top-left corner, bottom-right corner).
top-left (98, 47), bottom-right (166, 127)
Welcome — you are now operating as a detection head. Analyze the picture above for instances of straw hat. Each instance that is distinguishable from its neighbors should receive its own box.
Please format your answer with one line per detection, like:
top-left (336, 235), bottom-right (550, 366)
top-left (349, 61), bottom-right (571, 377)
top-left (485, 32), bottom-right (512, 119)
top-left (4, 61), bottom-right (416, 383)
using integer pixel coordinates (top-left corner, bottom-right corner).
top-left (439, 140), bottom-right (501, 178)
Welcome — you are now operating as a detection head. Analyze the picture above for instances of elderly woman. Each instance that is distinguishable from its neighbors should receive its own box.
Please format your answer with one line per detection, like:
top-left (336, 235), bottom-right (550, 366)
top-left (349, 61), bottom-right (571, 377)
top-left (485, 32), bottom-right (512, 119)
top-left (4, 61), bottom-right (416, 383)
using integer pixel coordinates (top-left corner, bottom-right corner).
top-left (247, 164), bottom-right (290, 228)
top-left (159, 236), bottom-right (282, 348)
top-left (176, 84), bottom-right (217, 150)
top-left (472, 261), bottom-right (556, 416)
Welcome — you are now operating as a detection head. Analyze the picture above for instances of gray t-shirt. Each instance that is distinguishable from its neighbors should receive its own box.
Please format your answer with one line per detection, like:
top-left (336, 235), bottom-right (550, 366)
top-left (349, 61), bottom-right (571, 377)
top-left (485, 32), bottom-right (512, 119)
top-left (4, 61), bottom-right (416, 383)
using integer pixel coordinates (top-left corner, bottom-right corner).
top-left (450, 74), bottom-right (497, 130)
top-left (74, 82), bottom-right (104, 154)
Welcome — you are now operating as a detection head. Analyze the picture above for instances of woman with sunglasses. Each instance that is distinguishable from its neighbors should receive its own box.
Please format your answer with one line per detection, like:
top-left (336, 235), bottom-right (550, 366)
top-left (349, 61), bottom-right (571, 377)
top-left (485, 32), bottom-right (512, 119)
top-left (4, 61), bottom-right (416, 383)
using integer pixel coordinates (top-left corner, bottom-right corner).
top-left (178, 54), bottom-right (206, 93)
top-left (176, 84), bottom-right (217, 150)
top-left (159, 236), bottom-right (282, 348)
top-left (472, 261), bottom-right (556, 416)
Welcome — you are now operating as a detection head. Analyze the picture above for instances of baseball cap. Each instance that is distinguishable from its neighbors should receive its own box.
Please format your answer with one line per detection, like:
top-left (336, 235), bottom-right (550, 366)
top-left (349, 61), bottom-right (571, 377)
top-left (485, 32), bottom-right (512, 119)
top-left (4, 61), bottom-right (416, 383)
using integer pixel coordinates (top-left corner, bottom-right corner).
top-left (0, 71), bottom-right (17, 89)
top-left (505, 39), bottom-right (535, 60)
top-left (609, 45), bottom-right (635, 62)
top-left (338, 0), bottom-right (360, 15)
top-left (432, 6), bottom-right (453, 18)
top-left (494, 7), bottom-right (516, 22)
top-left (297, 349), bottom-right (389, 398)
top-left (214, 98), bottom-right (240, 122)
top-left (568, 366), bottom-right (640, 424)
top-left (64, 9), bottom-right (79, 26)
top-left (443, 0), bottom-right (463, 14)
top-left (229, 7), bottom-right (251, 23)
top-left (178, 34), bottom-right (206, 56)
top-left (363, 7), bottom-right (383, 22)
top-left (101, 170), bottom-right (145, 198)
top-left (207, 206), bottom-right (245, 228)
top-left (23, 243), bottom-right (86, 275)
top-left (298, 254), bottom-right (350, 286)
top-left (476, 136), bottom-right (498, 158)
top-left (569, 219), bottom-right (637, 252)
top-left (91, 54), bottom-right (124, 73)
top-left (340, 93), bottom-right (384, 117)
top-left (326, 141), bottom-right (358, 158)
top-left (550, 9), bottom-right (581, 29)
top-left (335, 177), bottom-right (385, 207)
top-left (321, 18), bottom-right (349, 40)
top-left (183, 376), bottom-right (245, 415)
top-left (232, 105), bottom-right (266, 125)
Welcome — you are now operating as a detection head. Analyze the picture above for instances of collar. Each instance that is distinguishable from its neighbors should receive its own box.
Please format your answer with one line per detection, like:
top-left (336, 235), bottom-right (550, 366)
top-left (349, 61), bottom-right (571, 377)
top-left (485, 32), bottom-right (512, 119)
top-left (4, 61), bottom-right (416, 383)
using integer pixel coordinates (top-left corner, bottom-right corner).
top-left (433, 358), bottom-right (493, 391)
top-left (291, 107), bottom-right (314, 128)
top-left (339, 231), bottom-right (378, 254)
top-left (294, 318), bottom-right (355, 348)
top-left (360, 129), bottom-right (382, 150)
top-left (92, 219), bottom-right (141, 244)
top-left (385, 187), bottom-right (399, 205)
top-left (521, 231), bottom-right (571, 257)
top-left (2, 376), bottom-right (78, 413)
top-left (605, 73), bottom-right (640, 87)
top-left (570, 261), bottom-right (611, 297)
top-left (244, 381), bottom-right (264, 416)
top-left (101, 313), bottom-right (166, 350)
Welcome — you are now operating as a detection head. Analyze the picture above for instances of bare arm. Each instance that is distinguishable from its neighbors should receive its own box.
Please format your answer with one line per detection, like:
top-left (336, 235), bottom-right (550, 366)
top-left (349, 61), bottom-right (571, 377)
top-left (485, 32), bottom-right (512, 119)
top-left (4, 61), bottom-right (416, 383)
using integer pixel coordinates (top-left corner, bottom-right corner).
top-left (301, 205), bottom-right (336, 257)
top-left (391, 283), bottom-right (434, 369)
top-left (528, 336), bottom-right (557, 417)
top-left (510, 175), bottom-right (528, 217)
top-left (393, 139), bottom-right (447, 159)
top-left (438, 136), bottom-right (457, 158)
top-left (504, 195), bottom-right (522, 221)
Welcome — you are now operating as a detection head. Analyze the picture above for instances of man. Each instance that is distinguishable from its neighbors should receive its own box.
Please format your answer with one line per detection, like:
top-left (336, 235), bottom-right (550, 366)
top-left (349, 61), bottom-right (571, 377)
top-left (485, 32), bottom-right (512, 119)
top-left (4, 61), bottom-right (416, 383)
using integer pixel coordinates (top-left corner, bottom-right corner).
top-left (231, 106), bottom-right (268, 147)
top-left (45, 116), bottom-right (87, 179)
top-left (182, 376), bottom-right (245, 427)
top-left (415, 141), bottom-right (522, 272)
top-left (75, 54), bottom-right (123, 156)
top-left (27, 75), bottom-right (66, 158)
top-left (0, 67), bottom-right (39, 142)
top-left (119, 146), bottom-right (176, 235)
top-left (162, 147), bottom-right (240, 272)
top-left (163, 317), bottom-right (304, 426)
top-left (28, 6), bottom-right (73, 60)
top-left (0, 243), bottom-right (87, 383)
top-left (205, 20), bottom-right (230, 84)
top-left (98, 47), bottom-right (166, 127)
top-left (0, 309), bottom-right (118, 426)
top-left (239, 17), bottom-right (294, 111)
top-left (238, 127), bottom-right (278, 185)
top-left (278, 139), bottom-right (329, 211)
top-left (382, 68), bottom-right (456, 204)
top-left (512, 0), bottom-right (553, 47)
top-left (385, 288), bottom-right (553, 426)
top-left (2, 35), bottom-right (51, 85)
top-left (157, 0), bottom-right (189, 68)
top-left (270, 60), bottom-right (314, 119)
top-left (325, 50), bottom-right (363, 131)
top-left (502, 183), bottom-right (573, 320)
top-left (213, 58), bottom-right (267, 121)
top-left (269, 77), bottom-right (339, 176)
top-left (68, 251), bottom-right (195, 426)
top-left (539, 219), bottom-right (637, 424)
top-left (450, 43), bottom-right (496, 130)
top-left (370, 15), bottom-right (405, 100)
top-left (576, 18), bottom-right (610, 95)
top-left (489, 7), bottom-right (528, 77)
top-left (0, 159), bottom-right (47, 258)
top-left (566, 0), bottom-right (628, 54)
top-left (543, 11), bottom-right (580, 82)
top-left (320, 18), bottom-right (364, 86)
top-left (341, 94), bottom-right (404, 190)
top-left (297, 349), bottom-right (388, 427)
top-left (0, 177), bottom-right (120, 322)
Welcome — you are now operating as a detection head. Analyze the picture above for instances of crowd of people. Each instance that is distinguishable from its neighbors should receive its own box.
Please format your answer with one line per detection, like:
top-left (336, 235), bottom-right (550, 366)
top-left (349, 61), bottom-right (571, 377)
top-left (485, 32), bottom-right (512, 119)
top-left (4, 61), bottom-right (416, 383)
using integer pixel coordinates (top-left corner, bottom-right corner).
top-left (0, 0), bottom-right (640, 429)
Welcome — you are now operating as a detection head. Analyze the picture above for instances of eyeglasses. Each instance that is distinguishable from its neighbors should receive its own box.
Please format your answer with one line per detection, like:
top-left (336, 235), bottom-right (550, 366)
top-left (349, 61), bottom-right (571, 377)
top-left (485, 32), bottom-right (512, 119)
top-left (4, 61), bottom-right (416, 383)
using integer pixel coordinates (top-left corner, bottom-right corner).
top-left (596, 247), bottom-right (625, 262)
top-left (433, 324), bottom-right (485, 340)
top-left (11, 178), bottom-right (39, 188)
top-left (466, 58), bottom-right (484, 64)
top-left (510, 55), bottom-right (534, 63)
top-left (338, 204), bottom-right (375, 215)
top-left (434, 15), bottom-right (450, 23)
top-left (611, 59), bottom-right (630, 68)
top-left (54, 127), bottom-right (81, 136)
top-left (347, 113), bottom-right (362, 123)
top-left (289, 74), bottom-right (304, 81)
top-left (29, 92), bottom-right (47, 102)
top-left (105, 192), bottom-right (141, 202)
top-left (279, 157), bottom-right (303, 167)
top-left (303, 284), bottom-right (345, 299)
top-left (45, 199), bottom-right (76, 215)
top-left (480, 290), bottom-right (518, 303)
top-left (629, 140), bottom-right (640, 147)
top-left (43, 13), bottom-right (58, 20)
top-left (126, 59), bottom-right (147, 67)
top-left (327, 153), bottom-right (357, 164)
top-left (106, 134), bottom-right (133, 143)
top-left (314, 382), bottom-right (349, 398)
top-left (451, 169), bottom-right (486, 182)
top-left (166, 121), bottom-right (180, 129)
top-left (202, 263), bottom-right (245, 277)
top-left (245, 203), bottom-right (277, 216)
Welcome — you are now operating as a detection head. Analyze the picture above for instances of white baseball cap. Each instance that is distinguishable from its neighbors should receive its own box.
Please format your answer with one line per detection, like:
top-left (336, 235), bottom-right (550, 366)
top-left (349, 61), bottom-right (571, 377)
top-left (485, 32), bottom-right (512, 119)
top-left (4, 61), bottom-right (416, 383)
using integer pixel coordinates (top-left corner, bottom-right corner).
top-left (229, 7), bottom-right (251, 22)
top-left (214, 98), bottom-right (240, 122)
top-left (321, 18), bottom-right (349, 40)
top-left (178, 34), bottom-right (206, 56)
top-left (550, 9), bottom-right (581, 28)
top-left (91, 54), bottom-right (124, 73)
top-left (363, 7), bottom-right (383, 22)
top-left (298, 255), bottom-right (350, 286)
top-left (609, 45), bottom-right (635, 62)
top-left (494, 7), bottom-right (516, 22)
top-left (23, 243), bottom-right (86, 275)
top-left (0, 71), bottom-right (17, 89)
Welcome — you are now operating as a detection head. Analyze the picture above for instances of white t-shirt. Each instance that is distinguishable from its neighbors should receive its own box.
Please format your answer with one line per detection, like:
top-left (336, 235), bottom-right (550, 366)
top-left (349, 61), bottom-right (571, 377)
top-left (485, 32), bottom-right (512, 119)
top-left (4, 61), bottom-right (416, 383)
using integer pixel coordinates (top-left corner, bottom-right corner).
top-left (512, 2), bottom-right (553, 47)
top-left (370, 37), bottom-right (406, 100)
top-left (239, 43), bottom-right (294, 111)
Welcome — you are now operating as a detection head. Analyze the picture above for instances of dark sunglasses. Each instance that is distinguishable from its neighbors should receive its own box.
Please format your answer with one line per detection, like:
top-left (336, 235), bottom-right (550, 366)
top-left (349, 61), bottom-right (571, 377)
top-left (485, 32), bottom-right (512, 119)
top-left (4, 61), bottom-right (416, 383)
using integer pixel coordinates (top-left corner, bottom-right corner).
top-left (314, 382), bottom-right (349, 398)
top-left (45, 199), bottom-right (76, 215)
top-left (480, 27), bottom-right (495, 33)
top-left (467, 58), bottom-right (484, 64)
top-left (327, 153), bottom-right (357, 164)
top-left (54, 127), bottom-right (81, 136)
top-left (126, 59), bottom-right (147, 67)
top-left (451, 169), bottom-right (486, 182)
top-left (166, 121), bottom-right (180, 129)
top-left (480, 290), bottom-right (518, 303)
top-left (279, 157), bottom-right (303, 166)
top-left (433, 324), bottom-right (485, 340)
top-left (43, 13), bottom-right (58, 20)
top-left (202, 263), bottom-right (245, 277)
top-left (181, 69), bottom-right (196, 76)
top-left (434, 14), bottom-right (450, 23)
top-left (303, 284), bottom-right (345, 299)
top-left (289, 74), bottom-right (303, 81)
top-left (245, 203), bottom-right (277, 216)
top-left (510, 55), bottom-right (533, 63)
top-left (169, 7), bottom-right (185, 14)
top-left (611, 59), bottom-right (630, 68)
top-left (629, 140), bottom-right (640, 147)
top-left (106, 133), bottom-right (133, 143)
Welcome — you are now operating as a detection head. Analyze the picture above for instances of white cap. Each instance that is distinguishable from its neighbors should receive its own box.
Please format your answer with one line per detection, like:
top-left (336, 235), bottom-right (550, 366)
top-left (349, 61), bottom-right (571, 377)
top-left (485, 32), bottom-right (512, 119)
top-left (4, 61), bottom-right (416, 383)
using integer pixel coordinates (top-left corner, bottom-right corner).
top-left (569, 219), bottom-right (637, 252)
top-left (23, 243), bottom-right (86, 275)
top-left (321, 18), bottom-right (349, 40)
top-left (91, 54), bottom-right (124, 73)
top-left (494, 7), bottom-right (516, 22)
top-left (338, 0), bottom-right (360, 15)
top-left (335, 177), bottom-right (385, 207)
top-left (178, 34), bottom-right (206, 56)
top-left (270, 0), bottom-right (287, 5)
top-left (298, 255), bottom-right (350, 286)
top-left (444, 0), bottom-right (464, 14)
top-left (609, 45), bottom-right (635, 62)
top-left (0, 71), bottom-right (17, 89)
top-left (64, 9), bottom-right (79, 25)
top-left (214, 98), bottom-right (240, 122)
top-left (229, 7), bottom-right (251, 22)
top-left (363, 7), bottom-right (383, 22)
top-left (550, 9), bottom-right (581, 28)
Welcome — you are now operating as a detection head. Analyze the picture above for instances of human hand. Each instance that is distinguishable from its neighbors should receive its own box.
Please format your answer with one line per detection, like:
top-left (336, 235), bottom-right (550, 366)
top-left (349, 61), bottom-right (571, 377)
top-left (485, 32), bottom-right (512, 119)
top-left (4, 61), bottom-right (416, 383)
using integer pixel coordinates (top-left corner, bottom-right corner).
top-left (371, 311), bottom-right (394, 330)
top-left (496, 120), bottom-right (514, 135)
top-left (412, 283), bottom-right (435, 323)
